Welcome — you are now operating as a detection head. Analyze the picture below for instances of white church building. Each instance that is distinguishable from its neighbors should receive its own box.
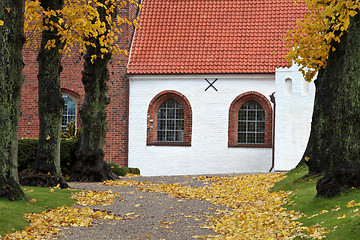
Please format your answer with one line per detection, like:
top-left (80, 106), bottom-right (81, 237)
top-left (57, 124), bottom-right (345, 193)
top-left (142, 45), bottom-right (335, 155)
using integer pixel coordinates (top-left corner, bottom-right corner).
top-left (125, 0), bottom-right (314, 176)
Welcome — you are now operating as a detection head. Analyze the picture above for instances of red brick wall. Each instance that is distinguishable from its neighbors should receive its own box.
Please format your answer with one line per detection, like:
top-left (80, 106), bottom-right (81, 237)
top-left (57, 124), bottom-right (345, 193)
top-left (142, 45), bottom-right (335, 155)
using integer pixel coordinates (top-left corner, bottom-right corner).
top-left (19, 3), bottom-right (139, 167)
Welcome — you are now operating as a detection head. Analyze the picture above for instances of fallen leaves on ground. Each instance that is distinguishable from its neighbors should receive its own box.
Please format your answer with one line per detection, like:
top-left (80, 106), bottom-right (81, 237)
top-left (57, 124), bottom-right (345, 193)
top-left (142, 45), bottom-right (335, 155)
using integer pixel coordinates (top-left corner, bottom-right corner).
top-left (71, 189), bottom-right (121, 206)
top-left (346, 200), bottom-right (360, 208)
top-left (3, 207), bottom-right (121, 240)
top-left (101, 179), bottom-right (152, 187)
top-left (124, 173), bottom-right (141, 178)
top-left (104, 173), bottom-right (328, 239)
top-left (3, 189), bottom-right (123, 239)
top-left (3, 173), bottom-right (330, 239)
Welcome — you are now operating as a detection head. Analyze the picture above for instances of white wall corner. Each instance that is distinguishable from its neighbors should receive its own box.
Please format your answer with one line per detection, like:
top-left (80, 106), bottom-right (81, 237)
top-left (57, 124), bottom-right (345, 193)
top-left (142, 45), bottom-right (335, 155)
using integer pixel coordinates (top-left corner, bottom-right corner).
top-left (274, 64), bottom-right (315, 171)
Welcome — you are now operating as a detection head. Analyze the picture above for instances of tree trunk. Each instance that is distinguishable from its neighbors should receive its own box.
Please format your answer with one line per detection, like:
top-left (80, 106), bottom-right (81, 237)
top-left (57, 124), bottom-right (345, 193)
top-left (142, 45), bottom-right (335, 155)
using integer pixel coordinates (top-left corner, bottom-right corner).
top-left (0, 0), bottom-right (26, 200)
top-left (301, 65), bottom-right (342, 175)
top-left (304, 11), bottom-right (360, 197)
top-left (70, 1), bottom-right (117, 182)
top-left (20, 0), bottom-right (68, 188)
top-left (300, 26), bottom-right (349, 176)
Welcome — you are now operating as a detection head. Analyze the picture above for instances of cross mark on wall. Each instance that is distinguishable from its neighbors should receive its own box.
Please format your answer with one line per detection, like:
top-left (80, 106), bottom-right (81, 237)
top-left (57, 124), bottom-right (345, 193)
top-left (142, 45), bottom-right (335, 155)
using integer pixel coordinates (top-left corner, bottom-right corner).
top-left (205, 78), bottom-right (218, 91)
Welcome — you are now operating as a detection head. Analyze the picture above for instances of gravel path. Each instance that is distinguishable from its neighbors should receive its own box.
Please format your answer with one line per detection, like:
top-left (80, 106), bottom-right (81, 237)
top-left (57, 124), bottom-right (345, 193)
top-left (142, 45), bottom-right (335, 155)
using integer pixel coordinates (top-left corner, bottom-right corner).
top-left (57, 174), bottom-right (241, 240)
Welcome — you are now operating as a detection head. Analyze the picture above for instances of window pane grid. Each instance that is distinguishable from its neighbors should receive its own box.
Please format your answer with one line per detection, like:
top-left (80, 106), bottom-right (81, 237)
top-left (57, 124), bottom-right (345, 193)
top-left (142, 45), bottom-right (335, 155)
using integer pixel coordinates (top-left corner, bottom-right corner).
top-left (62, 95), bottom-right (76, 133)
top-left (238, 100), bottom-right (265, 144)
top-left (157, 99), bottom-right (184, 142)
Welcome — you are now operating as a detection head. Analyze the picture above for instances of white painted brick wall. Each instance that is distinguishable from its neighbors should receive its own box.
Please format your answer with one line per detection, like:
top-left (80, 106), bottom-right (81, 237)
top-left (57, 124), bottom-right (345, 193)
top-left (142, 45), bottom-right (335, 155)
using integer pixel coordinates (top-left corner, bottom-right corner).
top-left (275, 65), bottom-right (315, 171)
top-left (128, 74), bottom-right (274, 176)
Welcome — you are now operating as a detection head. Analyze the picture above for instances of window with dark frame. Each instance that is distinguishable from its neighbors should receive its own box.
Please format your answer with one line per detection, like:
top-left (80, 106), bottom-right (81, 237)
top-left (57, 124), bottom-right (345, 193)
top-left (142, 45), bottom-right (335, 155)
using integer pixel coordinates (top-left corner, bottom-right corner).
top-left (238, 100), bottom-right (265, 144)
top-left (61, 94), bottom-right (76, 133)
top-left (157, 99), bottom-right (184, 142)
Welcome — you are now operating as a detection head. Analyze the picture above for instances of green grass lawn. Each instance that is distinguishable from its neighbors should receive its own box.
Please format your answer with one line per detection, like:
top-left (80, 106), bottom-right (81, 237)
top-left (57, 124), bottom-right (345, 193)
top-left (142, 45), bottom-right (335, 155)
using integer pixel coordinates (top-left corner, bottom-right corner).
top-left (273, 164), bottom-right (360, 239)
top-left (0, 186), bottom-right (75, 237)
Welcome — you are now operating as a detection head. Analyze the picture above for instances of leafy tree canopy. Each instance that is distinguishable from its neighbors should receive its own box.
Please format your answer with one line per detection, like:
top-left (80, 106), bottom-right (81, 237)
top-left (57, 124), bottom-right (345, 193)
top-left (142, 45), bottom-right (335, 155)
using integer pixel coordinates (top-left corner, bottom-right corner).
top-left (286, 0), bottom-right (360, 82)
top-left (24, 0), bottom-right (141, 61)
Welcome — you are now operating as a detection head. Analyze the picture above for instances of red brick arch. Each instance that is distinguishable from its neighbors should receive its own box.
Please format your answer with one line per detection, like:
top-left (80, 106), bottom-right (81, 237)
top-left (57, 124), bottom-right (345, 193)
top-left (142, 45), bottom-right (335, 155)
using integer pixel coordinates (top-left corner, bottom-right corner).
top-left (61, 87), bottom-right (81, 99)
top-left (147, 90), bottom-right (192, 146)
top-left (228, 91), bottom-right (272, 148)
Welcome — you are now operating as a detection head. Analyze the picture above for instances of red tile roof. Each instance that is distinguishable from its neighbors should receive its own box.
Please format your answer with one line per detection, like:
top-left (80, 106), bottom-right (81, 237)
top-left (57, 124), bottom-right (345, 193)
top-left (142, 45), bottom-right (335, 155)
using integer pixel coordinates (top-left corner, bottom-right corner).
top-left (127, 0), bottom-right (306, 75)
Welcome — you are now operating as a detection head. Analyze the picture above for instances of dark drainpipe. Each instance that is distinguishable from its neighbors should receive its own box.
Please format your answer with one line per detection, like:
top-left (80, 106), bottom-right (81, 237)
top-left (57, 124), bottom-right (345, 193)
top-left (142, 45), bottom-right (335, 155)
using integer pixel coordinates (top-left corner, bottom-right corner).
top-left (269, 92), bottom-right (276, 172)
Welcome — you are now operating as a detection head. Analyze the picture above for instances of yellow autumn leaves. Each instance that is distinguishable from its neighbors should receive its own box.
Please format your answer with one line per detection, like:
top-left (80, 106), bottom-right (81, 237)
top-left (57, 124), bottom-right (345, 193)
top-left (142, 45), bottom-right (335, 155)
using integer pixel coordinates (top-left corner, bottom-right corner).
top-left (346, 199), bottom-right (360, 208)
top-left (3, 189), bottom-right (122, 239)
top-left (72, 189), bottom-right (121, 206)
top-left (139, 174), bottom-right (324, 239)
top-left (104, 173), bottom-right (328, 239)
top-left (4, 173), bottom-right (341, 239)
top-left (24, 0), bottom-right (141, 58)
top-left (286, 0), bottom-right (360, 82)
top-left (4, 207), bottom-right (120, 240)
top-left (331, 200), bottom-right (360, 220)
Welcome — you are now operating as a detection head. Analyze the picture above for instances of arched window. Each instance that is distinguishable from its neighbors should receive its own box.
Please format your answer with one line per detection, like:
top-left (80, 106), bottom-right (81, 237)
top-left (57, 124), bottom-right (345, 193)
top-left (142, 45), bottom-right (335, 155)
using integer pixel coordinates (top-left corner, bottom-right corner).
top-left (62, 94), bottom-right (76, 133)
top-left (157, 99), bottom-right (184, 142)
top-left (147, 90), bottom-right (192, 146)
top-left (238, 100), bottom-right (265, 144)
top-left (228, 91), bottom-right (272, 148)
